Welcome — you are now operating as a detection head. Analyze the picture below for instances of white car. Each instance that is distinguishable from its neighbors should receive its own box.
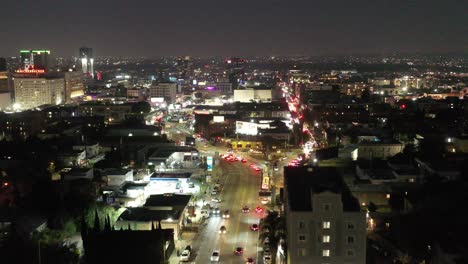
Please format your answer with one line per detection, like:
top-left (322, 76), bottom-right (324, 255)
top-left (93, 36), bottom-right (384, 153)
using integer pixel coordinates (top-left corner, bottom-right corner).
top-left (212, 197), bottom-right (221, 203)
top-left (210, 251), bottom-right (220, 262)
top-left (180, 249), bottom-right (190, 261)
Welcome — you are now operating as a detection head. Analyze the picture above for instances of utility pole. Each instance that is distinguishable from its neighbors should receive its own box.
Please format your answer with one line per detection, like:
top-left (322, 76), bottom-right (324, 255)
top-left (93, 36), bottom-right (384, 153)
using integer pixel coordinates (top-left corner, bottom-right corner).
top-left (38, 240), bottom-right (41, 264)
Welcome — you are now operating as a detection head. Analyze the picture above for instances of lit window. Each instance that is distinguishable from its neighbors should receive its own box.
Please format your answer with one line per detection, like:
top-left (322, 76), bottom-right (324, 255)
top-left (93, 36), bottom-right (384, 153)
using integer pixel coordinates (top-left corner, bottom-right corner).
top-left (298, 235), bottom-right (306, 241)
top-left (322, 221), bottom-right (331, 229)
top-left (322, 235), bottom-right (330, 243)
top-left (386, 194), bottom-right (391, 199)
top-left (322, 249), bottom-right (330, 257)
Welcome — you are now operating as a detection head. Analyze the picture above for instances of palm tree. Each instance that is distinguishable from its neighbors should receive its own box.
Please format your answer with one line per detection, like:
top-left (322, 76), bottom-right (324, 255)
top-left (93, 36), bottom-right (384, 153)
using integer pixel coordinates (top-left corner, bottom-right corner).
top-left (259, 211), bottom-right (287, 263)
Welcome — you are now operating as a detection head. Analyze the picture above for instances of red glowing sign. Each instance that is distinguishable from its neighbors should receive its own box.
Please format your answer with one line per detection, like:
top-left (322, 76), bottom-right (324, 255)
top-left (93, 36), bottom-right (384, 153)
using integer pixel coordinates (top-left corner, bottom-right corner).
top-left (15, 69), bottom-right (45, 74)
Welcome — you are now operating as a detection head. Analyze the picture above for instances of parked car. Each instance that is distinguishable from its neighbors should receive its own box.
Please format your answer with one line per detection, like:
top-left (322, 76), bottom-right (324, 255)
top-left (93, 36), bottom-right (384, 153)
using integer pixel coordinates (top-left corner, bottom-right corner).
top-left (180, 249), bottom-right (190, 261)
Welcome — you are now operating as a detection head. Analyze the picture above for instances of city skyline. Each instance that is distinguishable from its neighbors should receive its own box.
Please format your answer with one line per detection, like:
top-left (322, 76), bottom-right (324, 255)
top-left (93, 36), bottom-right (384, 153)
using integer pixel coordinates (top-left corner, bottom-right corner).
top-left (0, 0), bottom-right (467, 57)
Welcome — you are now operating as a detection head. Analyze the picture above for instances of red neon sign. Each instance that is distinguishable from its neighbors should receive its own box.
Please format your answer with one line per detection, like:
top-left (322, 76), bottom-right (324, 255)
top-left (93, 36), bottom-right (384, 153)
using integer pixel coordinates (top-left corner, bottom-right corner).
top-left (15, 69), bottom-right (45, 74)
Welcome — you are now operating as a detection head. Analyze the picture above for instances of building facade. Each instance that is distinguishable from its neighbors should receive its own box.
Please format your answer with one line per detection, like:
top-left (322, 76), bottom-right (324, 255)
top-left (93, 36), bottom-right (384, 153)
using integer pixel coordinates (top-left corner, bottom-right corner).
top-left (64, 71), bottom-right (84, 102)
top-left (285, 167), bottom-right (366, 264)
top-left (13, 75), bottom-right (65, 110)
top-left (233, 88), bottom-right (272, 102)
top-left (20, 49), bottom-right (50, 70)
top-left (79, 47), bottom-right (94, 78)
top-left (358, 140), bottom-right (403, 160)
top-left (149, 82), bottom-right (177, 103)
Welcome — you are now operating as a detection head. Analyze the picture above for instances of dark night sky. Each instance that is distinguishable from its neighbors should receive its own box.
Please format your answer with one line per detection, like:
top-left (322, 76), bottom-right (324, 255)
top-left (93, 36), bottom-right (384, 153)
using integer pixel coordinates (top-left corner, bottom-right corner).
top-left (0, 0), bottom-right (466, 57)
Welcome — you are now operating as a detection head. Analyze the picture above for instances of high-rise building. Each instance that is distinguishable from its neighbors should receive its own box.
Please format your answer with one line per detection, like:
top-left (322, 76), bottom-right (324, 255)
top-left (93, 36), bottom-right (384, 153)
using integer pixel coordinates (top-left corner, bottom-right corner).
top-left (64, 71), bottom-right (85, 102)
top-left (176, 56), bottom-right (193, 80)
top-left (79, 47), bottom-right (94, 78)
top-left (149, 82), bottom-right (177, 103)
top-left (13, 71), bottom-right (65, 110)
top-left (0, 58), bottom-right (8, 93)
top-left (20, 49), bottom-right (50, 70)
top-left (284, 166), bottom-right (367, 264)
top-left (0, 57), bottom-right (6, 71)
top-left (225, 57), bottom-right (246, 88)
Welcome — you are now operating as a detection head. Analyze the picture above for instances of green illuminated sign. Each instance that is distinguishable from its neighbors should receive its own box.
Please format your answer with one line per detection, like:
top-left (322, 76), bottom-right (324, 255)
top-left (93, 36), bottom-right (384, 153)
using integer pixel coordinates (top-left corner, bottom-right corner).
top-left (20, 50), bottom-right (51, 54)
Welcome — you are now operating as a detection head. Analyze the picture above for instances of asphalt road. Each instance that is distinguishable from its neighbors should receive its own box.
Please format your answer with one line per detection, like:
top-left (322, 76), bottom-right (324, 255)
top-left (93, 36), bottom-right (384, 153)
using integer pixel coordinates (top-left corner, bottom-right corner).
top-left (193, 158), bottom-right (265, 264)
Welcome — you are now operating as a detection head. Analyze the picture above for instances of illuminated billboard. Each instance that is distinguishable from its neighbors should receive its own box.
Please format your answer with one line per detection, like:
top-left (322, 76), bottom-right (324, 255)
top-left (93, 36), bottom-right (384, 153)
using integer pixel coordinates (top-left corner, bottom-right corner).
top-left (262, 176), bottom-right (270, 190)
top-left (207, 156), bottom-right (213, 171)
top-left (236, 121), bottom-right (258, 135)
top-left (213, 116), bottom-right (225, 123)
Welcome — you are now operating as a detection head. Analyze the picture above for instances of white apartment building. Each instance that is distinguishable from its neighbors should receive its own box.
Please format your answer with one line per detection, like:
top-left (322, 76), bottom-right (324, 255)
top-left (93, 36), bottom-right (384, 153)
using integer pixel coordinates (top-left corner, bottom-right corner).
top-left (285, 167), bottom-right (366, 264)
top-left (358, 140), bottom-right (403, 160)
top-left (13, 76), bottom-right (64, 110)
top-left (233, 88), bottom-right (272, 102)
top-left (149, 82), bottom-right (177, 103)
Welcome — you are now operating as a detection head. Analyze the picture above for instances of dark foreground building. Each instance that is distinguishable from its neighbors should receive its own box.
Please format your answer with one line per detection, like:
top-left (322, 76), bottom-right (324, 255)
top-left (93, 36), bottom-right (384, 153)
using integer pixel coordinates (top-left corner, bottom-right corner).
top-left (82, 217), bottom-right (174, 264)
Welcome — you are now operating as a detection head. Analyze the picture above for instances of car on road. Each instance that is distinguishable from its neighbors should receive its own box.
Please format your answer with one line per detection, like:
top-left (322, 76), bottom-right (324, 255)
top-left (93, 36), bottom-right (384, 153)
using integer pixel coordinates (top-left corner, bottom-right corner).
top-left (184, 245), bottom-right (192, 252)
top-left (213, 207), bottom-right (220, 215)
top-left (219, 226), bottom-right (227, 234)
top-left (180, 249), bottom-right (190, 261)
top-left (255, 206), bottom-right (264, 213)
top-left (260, 198), bottom-right (269, 205)
top-left (241, 158), bottom-right (247, 162)
top-left (210, 251), bottom-right (220, 262)
top-left (222, 210), bottom-right (230, 218)
top-left (212, 197), bottom-right (221, 203)
top-left (242, 206), bottom-right (250, 213)
top-left (246, 257), bottom-right (255, 264)
top-left (211, 190), bottom-right (218, 195)
top-left (250, 224), bottom-right (259, 231)
top-left (234, 247), bottom-right (244, 255)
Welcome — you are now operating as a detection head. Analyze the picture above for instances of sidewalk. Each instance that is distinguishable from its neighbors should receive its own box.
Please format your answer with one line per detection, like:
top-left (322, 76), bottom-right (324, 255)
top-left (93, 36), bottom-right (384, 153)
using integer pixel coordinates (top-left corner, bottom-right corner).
top-left (168, 232), bottom-right (199, 264)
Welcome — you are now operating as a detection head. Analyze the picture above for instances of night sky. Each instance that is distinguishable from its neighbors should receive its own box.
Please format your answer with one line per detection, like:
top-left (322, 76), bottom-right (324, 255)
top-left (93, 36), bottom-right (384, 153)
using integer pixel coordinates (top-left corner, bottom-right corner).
top-left (0, 0), bottom-right (466, 57)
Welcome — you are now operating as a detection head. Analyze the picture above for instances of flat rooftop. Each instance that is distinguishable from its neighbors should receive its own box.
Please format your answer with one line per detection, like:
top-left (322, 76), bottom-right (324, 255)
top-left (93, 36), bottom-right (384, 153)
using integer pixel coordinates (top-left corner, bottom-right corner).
top-left (284, 166), bottom-right (360, 212)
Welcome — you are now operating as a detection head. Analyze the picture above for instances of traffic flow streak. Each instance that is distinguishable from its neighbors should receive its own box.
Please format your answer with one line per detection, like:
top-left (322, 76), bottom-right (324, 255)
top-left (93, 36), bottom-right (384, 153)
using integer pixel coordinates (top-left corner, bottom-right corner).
top-left (194, 158), bottom-right (263, 264)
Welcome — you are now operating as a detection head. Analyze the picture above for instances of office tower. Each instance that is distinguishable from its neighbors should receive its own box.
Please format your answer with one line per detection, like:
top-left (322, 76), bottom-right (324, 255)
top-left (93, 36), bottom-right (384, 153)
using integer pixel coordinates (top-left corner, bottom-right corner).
top-left (225, 57), bottom-right (246, 88)
top-left (64, 70), bottom-right (85, 102)
top-left (0, 57), bottom-right (6, 71)
top-left (284, 166), bottom-right (367, 264)
top-left (13, 72), bottom-right (65, 110)
top-left (20, 49), bottom-right (50, 70)
top-left (149, 82), bottom-right (177, 104)
top-left (79, 47), bottom-right (94, 78)
top-left (176, 56), bottom-right (193, 80)
top-left (0, 58), bottom-right (8, 93)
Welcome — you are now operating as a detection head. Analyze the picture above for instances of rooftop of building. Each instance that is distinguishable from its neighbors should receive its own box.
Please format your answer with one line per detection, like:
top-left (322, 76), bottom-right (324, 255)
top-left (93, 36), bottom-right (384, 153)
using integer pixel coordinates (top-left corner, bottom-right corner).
top-left (144, 194), bottom-right (191, 208)
top-left (149, 146), bottom-right (197, 158)
top-left (359, 139), bottom-right (402, 145)
top-left (284, 166), bottom-right (360, 212)
top-left (118, 207), bottom-right (182, 222)
top-left (103, 168), bottom-right (132, 176)
top-left (150, 172), bottom-right (192, 179)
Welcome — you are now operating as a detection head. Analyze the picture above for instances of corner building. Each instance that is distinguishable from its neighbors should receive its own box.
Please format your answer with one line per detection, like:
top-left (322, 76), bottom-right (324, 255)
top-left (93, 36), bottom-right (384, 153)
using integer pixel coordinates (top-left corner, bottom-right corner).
top-left (285, 166), bottom-right (366, 264)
